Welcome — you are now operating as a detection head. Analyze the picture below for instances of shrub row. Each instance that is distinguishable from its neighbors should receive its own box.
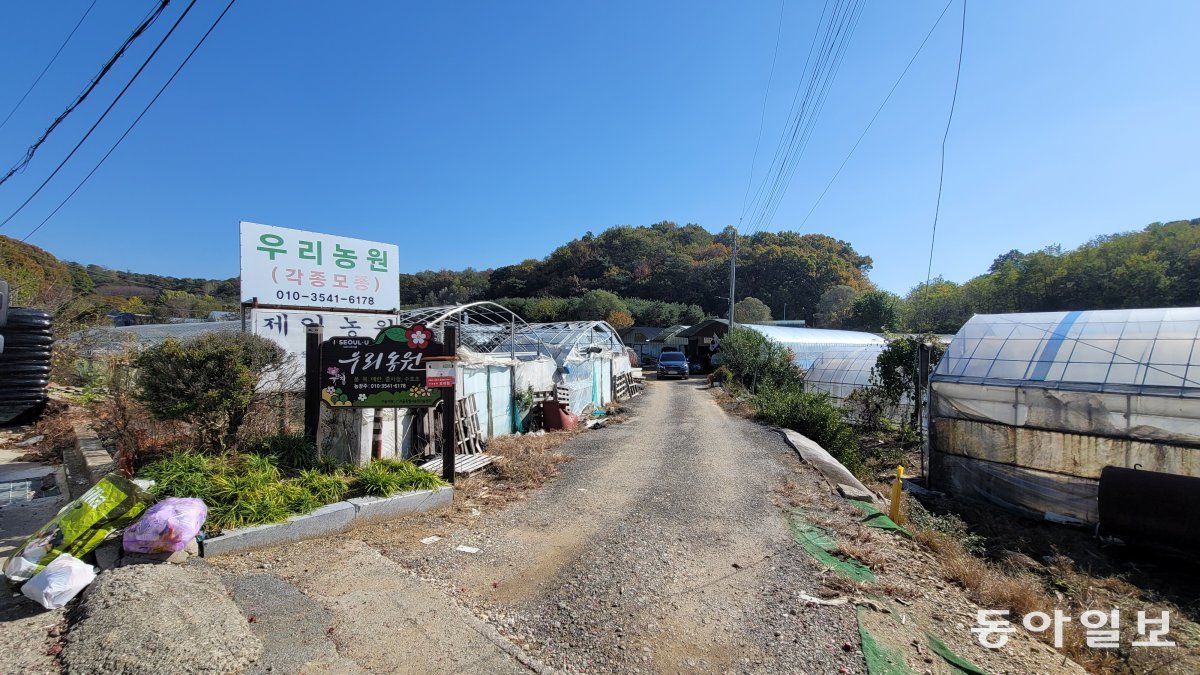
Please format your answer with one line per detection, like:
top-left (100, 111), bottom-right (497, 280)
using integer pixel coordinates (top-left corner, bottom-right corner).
top-left (138, 451), bottom-right (445, 534)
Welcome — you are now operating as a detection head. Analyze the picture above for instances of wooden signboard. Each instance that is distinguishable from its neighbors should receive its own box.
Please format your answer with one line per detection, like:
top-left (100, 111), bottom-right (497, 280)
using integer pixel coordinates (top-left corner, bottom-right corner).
top-left (304, 323), bottom-right (460, 482)
top-left (317, 324), bottom-right (447, 408)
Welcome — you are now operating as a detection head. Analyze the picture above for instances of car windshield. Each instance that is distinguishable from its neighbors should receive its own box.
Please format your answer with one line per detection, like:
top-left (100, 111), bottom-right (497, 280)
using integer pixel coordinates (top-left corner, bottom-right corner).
top-left (659, 353), bottom-right (685, 363)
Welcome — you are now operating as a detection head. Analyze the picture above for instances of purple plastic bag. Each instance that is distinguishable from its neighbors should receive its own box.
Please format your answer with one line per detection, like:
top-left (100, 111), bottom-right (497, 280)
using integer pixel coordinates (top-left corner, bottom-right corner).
top-left (122, 497), bottom-right (207, 554)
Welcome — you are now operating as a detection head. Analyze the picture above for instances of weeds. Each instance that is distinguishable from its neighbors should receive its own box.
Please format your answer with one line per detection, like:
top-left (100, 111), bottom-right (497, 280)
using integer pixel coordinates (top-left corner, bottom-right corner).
top-left (486, 432), bottom-right (572, 487)
top-left (138, 451), bottom-right (443, 534)
top-left (246, 431), bottom-right (315, 471)
top-left (352, 459), bottom-right (444, 497)
top-left (751, 386), bottom-right (863, 474)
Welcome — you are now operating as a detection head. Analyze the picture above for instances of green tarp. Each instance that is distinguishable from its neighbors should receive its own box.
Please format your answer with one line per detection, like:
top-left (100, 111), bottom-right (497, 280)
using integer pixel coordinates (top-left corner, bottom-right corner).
top-left (789, 509), bottom-right (875, 582)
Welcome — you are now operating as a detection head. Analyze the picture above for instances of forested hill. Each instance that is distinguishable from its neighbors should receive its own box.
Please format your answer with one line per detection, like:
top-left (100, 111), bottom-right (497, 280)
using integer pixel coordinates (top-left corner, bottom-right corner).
top-left (402, 222), bottom-right (874, 320)
top-left (906, 218), bottom-right (1200, 332)
top-left (2, 217), bottom-right (1197, 332)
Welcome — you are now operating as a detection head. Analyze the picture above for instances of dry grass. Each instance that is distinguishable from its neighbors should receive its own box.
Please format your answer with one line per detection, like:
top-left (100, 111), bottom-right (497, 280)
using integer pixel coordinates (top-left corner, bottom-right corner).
top-left (910, 513), bottom-right (1196, 674)
top-left (19, 401), bottom-right (76, 463)
top-left (485, 430), bottom-right (575, 488)
top-left (835, 541), bottom-right (891, 572)
top-left (868, 578), bottom-right (920, 601)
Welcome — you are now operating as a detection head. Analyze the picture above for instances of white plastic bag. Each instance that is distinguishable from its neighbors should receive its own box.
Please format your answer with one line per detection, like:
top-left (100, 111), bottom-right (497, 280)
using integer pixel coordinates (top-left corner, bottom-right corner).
top-left (20, 554), bottom-right (96, 610)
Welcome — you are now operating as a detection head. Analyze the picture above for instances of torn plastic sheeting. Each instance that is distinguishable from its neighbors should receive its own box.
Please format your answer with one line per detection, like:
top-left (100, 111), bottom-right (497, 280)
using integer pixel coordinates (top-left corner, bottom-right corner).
top-left (857, 608), bottom-right (914, 675)
top-left (778, 428), bottom-right (878, 505)
top-left (929, 451), bottom-right (1099, 525)
top-left (925, 632), bottom-right (987, 675)
top-left (846, 501), bottom-right (912, 538)
top-left (789, 509), bottom-right (875, 583)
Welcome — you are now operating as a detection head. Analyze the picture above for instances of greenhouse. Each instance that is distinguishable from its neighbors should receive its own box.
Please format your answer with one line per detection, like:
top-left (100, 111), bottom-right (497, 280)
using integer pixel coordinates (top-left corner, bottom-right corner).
top-left (492, 321), bottom-right (632, 415)
top-left (801, 344), bottom-right (891, 413)
top-left (929, 307), bottom-right (1200, 527)
top-left (743, 324), bottom-right (886, 369)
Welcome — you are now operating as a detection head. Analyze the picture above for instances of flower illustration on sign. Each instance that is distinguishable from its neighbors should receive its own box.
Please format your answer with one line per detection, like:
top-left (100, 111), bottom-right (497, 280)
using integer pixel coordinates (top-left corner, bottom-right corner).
top-left (357, 394), bottom-right (367, 402)
top-left (326, 367), bottom-right (340, 376)
top-left (406, 324), bottom-right (431, 350)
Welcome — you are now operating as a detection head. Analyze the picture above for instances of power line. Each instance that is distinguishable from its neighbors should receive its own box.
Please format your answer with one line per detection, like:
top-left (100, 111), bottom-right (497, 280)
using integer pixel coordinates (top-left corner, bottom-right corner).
top-left (921, 0), bottom-right (967, 327)
top-left (0, 0), bottom-right (170, 188)
top-left (740, 0), bottom-right (831, 231)
top-left (0, 0), bottom-right (100, 134)
top-left (742, 0), bottom-right (866, 236)
top-left (798, 0), bottom-right (956, 231)
top-left (22, 0), bottom-right (239, 243)
top-left (738, 0), bottom-right (787, 227)
top-left (0, 0), bottom-right (198, 231)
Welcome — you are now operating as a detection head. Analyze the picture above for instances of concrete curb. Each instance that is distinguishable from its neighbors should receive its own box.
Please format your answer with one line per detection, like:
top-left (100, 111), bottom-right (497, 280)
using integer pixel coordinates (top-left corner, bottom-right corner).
top-left (349, 485), bottom-right (454, 525)
top-left (774, 427), bottom-right (882, 506)
top-left (200, 485), bottom-right (454, 557)
top-left (65, 422), bottom-right (115, 498)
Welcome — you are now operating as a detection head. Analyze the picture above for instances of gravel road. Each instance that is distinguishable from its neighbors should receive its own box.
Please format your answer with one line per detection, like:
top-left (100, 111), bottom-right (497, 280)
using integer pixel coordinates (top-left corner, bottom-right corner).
top-left (212, 379), bottom-right (864, 673)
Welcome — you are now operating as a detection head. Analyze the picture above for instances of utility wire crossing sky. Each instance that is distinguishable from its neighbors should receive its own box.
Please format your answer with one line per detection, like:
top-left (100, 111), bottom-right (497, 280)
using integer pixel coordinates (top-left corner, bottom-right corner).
top-left (0, 1), bottom-right (1196, 293)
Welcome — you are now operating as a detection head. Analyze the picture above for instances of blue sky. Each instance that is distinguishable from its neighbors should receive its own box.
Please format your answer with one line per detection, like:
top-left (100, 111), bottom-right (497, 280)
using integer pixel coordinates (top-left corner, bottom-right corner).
top-left (0, 1), bottom-right (1196, 295)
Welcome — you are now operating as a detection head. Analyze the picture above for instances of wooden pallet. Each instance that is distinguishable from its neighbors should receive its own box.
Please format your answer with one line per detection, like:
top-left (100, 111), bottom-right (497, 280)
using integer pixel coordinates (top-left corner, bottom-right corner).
top-left (412, 393), bottom-right (486, 457)
top-left (455, 394), bottom-right (485, 455)
top-left (419, 453), bottom-right (496, 476)
top-left (614, 372), bottom-right (632, 401)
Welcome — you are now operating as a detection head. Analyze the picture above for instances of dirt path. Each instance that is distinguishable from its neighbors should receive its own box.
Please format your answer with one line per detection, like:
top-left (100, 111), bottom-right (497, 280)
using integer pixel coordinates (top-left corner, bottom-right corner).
top-left (212, 380), bottom-right (863, 673)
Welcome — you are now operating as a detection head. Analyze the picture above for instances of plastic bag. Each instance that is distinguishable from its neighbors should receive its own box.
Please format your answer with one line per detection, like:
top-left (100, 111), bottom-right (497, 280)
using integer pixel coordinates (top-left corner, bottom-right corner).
top-left (20, 554), bottom-right (96, 610)
top-left (122, 497), bottom-right (207, 554)
top-left (4, 474), bottom-right (153, 586)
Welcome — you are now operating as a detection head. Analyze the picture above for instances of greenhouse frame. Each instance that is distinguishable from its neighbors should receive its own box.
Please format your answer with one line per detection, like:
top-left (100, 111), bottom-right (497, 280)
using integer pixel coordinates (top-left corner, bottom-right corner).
top-left (929, 307), bottom-right (1200, 526)
top-left (492, 321), bottom-right (632, 415)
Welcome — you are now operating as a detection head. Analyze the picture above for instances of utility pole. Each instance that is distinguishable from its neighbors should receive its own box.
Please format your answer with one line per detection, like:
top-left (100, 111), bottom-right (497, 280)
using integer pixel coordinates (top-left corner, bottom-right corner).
top-left (728, 226), bottom-right (738, 327)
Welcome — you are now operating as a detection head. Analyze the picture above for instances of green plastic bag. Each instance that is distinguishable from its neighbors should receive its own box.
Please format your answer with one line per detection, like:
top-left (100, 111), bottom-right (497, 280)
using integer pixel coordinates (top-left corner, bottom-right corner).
top-left (3, 474), bottom-right (153, 586)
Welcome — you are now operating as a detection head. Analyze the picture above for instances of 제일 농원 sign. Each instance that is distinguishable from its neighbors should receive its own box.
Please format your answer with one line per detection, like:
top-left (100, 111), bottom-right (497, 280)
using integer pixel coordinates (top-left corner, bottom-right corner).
top-left (240, 221), bottom-right (400, 310)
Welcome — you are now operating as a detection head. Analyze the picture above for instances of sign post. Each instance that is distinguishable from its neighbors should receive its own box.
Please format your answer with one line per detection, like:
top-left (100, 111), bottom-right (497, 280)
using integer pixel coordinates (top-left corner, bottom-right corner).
top-left (303, 325), bottom-right (323, 444)
top-left (439, 326), bottom-right (457, 482)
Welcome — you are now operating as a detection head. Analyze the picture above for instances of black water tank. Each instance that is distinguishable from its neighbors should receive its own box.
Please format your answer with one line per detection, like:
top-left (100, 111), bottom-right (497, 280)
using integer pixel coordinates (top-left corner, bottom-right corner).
top-left (0, 307), bottom-right (52, 424)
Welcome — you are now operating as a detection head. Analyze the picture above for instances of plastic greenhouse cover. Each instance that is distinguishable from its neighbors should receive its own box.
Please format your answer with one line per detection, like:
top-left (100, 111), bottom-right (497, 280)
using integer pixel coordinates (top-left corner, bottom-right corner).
top-left (932, 307), bottom-right (1200, 395)
top-left (744, 324), bottom-right (885, 369)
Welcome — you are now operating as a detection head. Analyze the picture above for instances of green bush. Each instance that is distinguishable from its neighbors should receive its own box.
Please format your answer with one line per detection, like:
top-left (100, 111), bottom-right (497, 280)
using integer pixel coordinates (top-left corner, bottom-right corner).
top-left (718, 326), bottom-right (803, 394)
top-left (870, 334), bottom-right (946, 430)
top-left (140, 451), bottom-right (349, 534)
top-left (135, 332), bottom-right (285, 451)
top-left (247, 432), bottom-right (317, 471)
top-left (751, 387), bottom-right (863, 475)
top-left (297, 468), bottom-right (350, 503)
top-left (707, 365), bottom-right (734, 387)
top-left (351, 459), bottom-right (445, 497)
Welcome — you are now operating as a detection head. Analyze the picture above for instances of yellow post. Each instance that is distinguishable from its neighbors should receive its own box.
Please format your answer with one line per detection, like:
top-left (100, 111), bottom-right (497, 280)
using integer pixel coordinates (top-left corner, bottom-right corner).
top-left (889, 465), bottom-right (905, 524)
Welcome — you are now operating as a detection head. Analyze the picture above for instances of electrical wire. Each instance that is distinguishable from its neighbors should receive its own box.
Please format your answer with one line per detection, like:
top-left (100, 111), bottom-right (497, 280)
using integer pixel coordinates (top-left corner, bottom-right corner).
top-left (0, 0), bottom-right (170, 187)
top-left (797, 0), bottom-right (956, 231)
top-left (0, 0), bottom-right (100, 134)
top-left (0, 0), bottom-right (198, 231)
top-left (920, 0), bottom-right (966, 329)
top-left (22, 0), bottom-right (239, 243)
top-left (738, 0), bottom-right (787, 227)
top-left (742, 0), bottom-right (866, 236)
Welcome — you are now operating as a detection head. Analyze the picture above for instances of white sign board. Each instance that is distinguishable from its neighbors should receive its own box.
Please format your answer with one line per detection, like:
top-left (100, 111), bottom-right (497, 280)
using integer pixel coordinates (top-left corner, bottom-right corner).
top-left (240, 221), bottom-right (400, 310)
top-left (250, 308), bottom-right (400, 390)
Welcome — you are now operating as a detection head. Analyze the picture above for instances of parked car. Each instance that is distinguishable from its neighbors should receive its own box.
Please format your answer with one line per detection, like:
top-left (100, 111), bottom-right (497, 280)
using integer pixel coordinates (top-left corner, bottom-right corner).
top-left (656, 351), bottom-right (689, 380)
